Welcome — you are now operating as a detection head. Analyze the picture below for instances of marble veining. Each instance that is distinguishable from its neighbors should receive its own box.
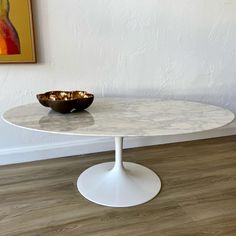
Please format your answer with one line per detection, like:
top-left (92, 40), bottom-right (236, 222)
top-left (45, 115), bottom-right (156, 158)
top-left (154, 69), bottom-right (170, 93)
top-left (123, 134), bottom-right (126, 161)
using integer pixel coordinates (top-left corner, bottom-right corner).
top-left (2, 98), bottom-right (235, 137)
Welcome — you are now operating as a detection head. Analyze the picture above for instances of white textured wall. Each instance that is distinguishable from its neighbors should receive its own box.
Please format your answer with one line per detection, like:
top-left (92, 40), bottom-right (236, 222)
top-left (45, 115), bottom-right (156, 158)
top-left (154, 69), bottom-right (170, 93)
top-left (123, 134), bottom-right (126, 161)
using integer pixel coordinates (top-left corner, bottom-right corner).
top-left (0, 0), bottom-right (236, 164)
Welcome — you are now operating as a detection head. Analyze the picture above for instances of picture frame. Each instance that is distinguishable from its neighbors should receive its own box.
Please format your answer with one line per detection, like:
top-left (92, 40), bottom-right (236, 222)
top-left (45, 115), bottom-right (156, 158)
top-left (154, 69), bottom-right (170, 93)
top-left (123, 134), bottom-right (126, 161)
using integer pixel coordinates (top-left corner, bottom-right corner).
top-left (0, 0), bottom-right (36, 63)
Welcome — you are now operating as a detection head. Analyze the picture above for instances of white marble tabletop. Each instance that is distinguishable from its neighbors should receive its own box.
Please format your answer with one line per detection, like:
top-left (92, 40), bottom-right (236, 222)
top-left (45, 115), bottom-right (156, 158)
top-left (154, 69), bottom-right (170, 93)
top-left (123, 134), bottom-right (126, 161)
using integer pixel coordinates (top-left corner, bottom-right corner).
top-left (2, 97), bottom-right (235, 137)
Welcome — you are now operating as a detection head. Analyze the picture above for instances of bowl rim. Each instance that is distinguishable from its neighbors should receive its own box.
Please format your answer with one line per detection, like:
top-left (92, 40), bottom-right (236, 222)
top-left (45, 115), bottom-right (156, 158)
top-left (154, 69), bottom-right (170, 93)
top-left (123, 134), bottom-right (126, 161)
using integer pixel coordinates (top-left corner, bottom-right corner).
top-left (36, 90), bottom-right (94, 102)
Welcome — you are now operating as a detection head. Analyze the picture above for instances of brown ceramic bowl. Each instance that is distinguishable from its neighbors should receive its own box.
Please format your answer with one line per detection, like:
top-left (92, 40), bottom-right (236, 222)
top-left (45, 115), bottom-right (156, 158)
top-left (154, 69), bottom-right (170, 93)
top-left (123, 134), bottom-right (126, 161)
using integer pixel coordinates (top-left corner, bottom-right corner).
top-left (36, 91), bottom-right (94, 113)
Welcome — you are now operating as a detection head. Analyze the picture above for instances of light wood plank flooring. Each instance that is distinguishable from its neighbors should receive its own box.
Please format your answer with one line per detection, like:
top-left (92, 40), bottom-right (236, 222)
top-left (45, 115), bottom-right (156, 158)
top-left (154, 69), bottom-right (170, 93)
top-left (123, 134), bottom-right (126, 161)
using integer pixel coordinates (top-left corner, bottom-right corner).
top-left (0, 136), bottom-right (236, 236)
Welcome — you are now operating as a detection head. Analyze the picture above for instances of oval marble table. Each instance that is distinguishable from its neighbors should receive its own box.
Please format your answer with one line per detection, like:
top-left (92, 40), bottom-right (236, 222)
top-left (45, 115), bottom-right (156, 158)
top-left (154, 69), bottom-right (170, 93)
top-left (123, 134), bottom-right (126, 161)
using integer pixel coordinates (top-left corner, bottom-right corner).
top-left (2, 98), bottom-right (235, 207)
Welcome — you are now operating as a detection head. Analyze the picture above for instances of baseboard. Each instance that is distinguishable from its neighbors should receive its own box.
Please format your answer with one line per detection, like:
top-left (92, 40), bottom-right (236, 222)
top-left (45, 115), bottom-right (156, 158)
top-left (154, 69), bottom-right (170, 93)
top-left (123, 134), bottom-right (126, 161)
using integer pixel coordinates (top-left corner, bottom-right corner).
top-left (0, 137), bottom-right (114, 165)
top-left (0, 122), bottom-right (235, 165)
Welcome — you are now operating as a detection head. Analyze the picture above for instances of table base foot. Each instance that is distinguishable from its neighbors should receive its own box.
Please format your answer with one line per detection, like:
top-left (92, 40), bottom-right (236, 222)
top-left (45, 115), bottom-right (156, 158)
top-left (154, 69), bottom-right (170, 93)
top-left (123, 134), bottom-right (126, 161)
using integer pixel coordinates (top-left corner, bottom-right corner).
top-left (77, 162), bottom-right (161, 207)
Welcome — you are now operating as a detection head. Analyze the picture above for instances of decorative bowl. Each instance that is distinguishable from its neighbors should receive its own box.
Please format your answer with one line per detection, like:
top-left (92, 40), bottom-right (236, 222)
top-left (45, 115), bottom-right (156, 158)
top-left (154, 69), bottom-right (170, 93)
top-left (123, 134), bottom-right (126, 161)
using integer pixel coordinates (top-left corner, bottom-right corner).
top-left (36, 91), bottom-right (94, 113)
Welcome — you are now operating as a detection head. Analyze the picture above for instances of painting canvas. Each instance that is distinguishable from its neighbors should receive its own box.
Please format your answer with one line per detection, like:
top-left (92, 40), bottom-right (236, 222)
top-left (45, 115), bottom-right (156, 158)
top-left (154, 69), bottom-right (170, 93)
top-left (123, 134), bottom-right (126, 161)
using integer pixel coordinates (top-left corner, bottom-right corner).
top-left (0, 0), bottom-right (35, 63)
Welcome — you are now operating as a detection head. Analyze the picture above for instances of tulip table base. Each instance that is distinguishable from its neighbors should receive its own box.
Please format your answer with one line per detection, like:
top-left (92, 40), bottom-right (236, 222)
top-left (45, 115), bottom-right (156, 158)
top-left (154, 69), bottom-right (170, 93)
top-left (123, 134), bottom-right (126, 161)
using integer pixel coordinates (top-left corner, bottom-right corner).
top-left (77, 137), bottom-right (161, 207)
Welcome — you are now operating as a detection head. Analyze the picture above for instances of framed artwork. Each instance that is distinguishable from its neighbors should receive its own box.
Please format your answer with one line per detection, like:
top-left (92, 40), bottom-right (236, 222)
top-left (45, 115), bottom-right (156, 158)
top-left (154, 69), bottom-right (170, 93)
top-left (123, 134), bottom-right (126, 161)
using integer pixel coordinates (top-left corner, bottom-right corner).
top-left (0, 0), bottom-right (36, 63)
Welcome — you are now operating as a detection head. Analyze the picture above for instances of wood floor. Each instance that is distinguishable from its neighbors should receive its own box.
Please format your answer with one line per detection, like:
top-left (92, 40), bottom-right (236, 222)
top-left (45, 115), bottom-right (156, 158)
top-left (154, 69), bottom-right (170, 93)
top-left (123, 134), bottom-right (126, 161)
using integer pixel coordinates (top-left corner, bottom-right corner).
top-left (0, 136), bottom-right (236, 236)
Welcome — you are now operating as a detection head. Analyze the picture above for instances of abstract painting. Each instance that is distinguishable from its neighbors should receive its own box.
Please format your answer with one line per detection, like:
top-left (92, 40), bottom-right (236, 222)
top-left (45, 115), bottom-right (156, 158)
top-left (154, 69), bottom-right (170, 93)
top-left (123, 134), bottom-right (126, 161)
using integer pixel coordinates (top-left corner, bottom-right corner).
top-left (0, 0), bottom-right (35, 63)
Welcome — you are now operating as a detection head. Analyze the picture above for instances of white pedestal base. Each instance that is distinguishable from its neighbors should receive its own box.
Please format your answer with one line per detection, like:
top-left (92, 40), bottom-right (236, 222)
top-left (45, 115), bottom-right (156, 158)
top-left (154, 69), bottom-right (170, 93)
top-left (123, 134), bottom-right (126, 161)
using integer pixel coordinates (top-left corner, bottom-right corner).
top-left (77, 162), bottom-right (161, 207)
